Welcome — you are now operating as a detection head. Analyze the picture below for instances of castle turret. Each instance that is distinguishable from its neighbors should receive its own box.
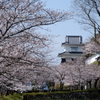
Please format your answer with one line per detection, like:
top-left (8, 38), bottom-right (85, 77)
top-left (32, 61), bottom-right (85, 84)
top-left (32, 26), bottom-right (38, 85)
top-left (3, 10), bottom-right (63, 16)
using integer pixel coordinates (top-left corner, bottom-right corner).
top-left (58, 35), bottom-right (84, 63)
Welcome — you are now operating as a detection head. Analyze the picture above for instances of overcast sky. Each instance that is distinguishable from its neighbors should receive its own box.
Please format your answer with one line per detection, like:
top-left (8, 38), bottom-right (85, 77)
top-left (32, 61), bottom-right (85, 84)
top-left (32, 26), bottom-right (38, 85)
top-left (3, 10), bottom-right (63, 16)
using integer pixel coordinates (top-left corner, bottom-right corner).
top-left (40, 0), bottom-right (91, 65)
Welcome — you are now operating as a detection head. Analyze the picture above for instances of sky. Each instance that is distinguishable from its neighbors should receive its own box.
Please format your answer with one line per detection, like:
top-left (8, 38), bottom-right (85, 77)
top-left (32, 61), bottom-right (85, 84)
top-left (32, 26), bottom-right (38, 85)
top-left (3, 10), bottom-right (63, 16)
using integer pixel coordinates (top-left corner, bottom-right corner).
top-left (40, 0), bottom-right (91, 65)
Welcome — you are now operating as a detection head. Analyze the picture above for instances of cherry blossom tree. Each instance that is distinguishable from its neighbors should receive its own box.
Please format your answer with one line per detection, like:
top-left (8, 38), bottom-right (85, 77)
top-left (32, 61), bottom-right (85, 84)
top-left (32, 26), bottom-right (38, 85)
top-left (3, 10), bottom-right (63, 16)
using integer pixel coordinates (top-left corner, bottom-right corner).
top-left (73, 0), bottom-right (100, 38)
top-left (69, 57), bottom-right (100, 89)
top-left (0, 0), bottom-right (70, 94)
top-left (85, 34), bottom-right (100, 55)
top-left (58, 57), bottom-right (100, 90)
top-left (51, 63), bottom-right (75, 90)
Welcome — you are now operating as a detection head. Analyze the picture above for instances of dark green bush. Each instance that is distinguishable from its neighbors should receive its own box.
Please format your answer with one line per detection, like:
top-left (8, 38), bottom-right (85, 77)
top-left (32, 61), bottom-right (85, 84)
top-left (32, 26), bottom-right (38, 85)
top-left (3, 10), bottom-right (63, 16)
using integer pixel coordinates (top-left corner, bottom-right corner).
top-left (23, 89), bottom-right (100, 100)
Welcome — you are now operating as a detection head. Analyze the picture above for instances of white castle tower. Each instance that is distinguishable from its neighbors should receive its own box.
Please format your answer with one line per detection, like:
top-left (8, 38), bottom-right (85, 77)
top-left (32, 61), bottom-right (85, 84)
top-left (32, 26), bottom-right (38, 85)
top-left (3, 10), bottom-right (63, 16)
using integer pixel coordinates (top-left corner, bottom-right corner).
top-left (58, 35), bottom-right (84, 63)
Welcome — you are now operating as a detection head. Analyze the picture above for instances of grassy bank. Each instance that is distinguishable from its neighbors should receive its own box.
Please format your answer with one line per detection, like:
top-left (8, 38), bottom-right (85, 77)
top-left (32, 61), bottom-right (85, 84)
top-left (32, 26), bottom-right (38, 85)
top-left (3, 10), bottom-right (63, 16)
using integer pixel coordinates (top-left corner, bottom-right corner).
top-left (0, 93), bottom-right (23, 100)
top-left (23, 89), bottom-right (100, 96)
top-left (0, 89), bottom-right (100, 100)
top-left (23, 89), bottom-right (100, 100)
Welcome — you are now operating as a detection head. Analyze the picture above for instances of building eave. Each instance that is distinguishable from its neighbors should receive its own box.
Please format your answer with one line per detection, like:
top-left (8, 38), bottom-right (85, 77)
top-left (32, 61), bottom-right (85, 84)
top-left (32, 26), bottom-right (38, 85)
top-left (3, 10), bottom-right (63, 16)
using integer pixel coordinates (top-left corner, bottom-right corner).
top-left (58, 51), bottom-right (85, 58)
top-left (62, 42), bottom-right (84, 46)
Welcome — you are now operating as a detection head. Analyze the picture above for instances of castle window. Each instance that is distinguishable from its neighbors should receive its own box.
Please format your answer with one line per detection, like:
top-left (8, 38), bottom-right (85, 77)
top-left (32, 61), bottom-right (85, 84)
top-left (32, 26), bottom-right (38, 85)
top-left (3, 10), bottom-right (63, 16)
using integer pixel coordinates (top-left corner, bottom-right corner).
top-left (61, 58), bottom-right (66, 63)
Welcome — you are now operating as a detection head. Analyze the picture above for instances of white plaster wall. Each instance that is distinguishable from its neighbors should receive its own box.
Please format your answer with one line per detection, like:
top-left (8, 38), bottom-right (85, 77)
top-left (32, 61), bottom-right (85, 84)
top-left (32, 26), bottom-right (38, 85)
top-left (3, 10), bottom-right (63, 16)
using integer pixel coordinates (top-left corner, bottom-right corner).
top-left (64, 45), bottom-right (83, 52)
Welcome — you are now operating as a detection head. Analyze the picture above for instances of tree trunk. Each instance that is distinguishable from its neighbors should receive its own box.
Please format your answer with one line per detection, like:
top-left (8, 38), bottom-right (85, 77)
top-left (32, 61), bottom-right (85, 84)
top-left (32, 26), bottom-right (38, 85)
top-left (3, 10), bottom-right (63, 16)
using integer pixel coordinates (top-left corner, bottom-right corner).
top-left (60, 82), bottom-right (64, 90)
top-left (87, 80), bottom-right (92, 89)
top-left (94, 78), bottom-right (100, 89)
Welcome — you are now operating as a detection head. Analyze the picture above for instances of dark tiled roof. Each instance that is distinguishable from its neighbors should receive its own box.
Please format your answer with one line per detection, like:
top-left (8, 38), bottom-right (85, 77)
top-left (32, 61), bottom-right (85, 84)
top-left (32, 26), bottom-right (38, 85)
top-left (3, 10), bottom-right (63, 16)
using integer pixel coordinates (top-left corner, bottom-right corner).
top-left (62, 42), bottom-right (84, 45)
top-left (58, 51), bottom-right (83, 56)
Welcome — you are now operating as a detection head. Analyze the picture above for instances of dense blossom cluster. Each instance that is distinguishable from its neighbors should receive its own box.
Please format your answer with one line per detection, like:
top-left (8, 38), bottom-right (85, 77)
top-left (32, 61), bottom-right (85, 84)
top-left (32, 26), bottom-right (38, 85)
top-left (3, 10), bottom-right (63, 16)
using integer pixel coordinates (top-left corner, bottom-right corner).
top-left (0, 0), bottom-right (69, 93)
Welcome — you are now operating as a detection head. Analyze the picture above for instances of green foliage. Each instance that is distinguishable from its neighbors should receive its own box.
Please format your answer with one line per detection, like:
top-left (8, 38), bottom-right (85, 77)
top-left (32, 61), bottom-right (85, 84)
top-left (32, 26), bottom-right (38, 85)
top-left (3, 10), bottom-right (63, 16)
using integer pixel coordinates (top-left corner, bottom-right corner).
top-left (46, 81), bottom-right (55, 89)
top-left (22, 89), bottom-right (100, 96)
top-left (92, 61), bottom-right (99, 64)
top-left (63, 85), bottom-right (70, 90)
top-left (85, 54), bottom-right (93, 58)
top-left (0, 89), bottom-right (100, 100)
top-left (54, 84), bottom-right (60, 90)
top-left (0, 93), bottom-right (23, 100)
top-left (23, 89), bottom-right (100, 100)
